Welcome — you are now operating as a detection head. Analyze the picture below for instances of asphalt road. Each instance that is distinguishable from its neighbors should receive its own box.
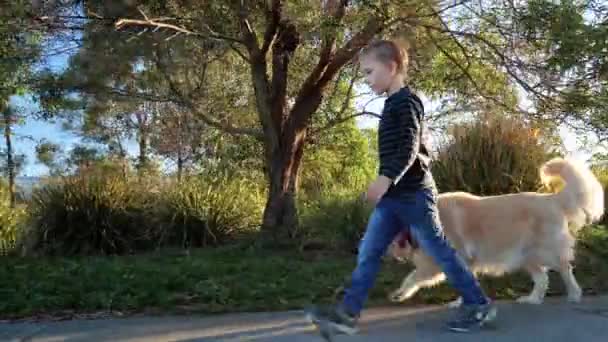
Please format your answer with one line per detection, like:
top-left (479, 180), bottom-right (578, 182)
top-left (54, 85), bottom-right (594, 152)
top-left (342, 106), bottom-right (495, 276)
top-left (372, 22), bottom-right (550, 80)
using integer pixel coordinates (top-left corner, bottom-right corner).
top-left (2, 296), bottom-right (608, 342)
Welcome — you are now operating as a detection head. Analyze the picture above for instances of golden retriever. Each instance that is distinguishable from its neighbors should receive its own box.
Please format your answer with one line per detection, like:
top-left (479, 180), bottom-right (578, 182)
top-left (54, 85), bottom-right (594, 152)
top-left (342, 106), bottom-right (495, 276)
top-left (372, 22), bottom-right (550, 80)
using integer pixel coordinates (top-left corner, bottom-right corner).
top-left (387, 157), bottom-right (604, 307)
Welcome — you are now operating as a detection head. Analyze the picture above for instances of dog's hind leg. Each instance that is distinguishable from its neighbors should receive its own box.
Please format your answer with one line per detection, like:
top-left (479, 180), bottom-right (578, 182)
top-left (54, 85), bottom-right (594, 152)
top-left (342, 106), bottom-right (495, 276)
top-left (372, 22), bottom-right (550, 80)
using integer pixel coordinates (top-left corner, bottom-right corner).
top-left (553, 232), bottom-right (582, 302)
top-left (517, 263), bottom-right (549, 305)
top-left (559, 258), bottom-right (582, 303)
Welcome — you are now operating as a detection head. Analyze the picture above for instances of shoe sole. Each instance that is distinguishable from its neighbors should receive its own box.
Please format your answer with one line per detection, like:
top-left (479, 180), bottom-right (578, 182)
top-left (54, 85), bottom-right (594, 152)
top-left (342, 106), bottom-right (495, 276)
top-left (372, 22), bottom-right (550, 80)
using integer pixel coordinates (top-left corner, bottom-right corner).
top-left (447, 306), bottom-right (498, 333)
top-left (304, 311), bottom-right (359, 338)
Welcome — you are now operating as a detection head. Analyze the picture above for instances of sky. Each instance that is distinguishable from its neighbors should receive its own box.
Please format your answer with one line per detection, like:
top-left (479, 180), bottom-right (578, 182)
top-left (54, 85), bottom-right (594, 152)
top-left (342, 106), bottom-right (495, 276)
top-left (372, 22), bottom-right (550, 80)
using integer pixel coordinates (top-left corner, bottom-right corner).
top-left (8, 44), bottom-right (142, 177)
top-left (7, 37), bottom-right (601, 177)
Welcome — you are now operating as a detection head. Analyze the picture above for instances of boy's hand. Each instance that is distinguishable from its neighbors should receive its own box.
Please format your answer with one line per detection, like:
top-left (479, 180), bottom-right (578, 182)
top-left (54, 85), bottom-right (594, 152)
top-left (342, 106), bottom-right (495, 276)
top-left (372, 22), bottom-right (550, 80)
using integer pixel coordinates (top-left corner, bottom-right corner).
top-left (366, 176), bottom-right (392, 204)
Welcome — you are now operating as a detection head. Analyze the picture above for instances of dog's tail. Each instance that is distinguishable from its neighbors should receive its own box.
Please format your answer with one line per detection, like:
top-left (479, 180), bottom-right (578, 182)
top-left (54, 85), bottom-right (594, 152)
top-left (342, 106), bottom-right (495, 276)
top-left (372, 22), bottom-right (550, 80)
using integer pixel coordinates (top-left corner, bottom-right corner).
top-left (540, 157), bottom-right (605, 230)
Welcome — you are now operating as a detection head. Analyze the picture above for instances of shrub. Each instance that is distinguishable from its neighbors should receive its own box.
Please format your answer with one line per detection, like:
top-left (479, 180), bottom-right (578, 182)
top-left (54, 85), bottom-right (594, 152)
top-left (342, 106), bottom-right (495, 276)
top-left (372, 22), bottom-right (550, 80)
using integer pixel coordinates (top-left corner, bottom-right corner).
top-left (299, 185), bottom-right (371, 252)
top-left (0, 184), bottom-right (27, 256)
top-left (432, 114), bottom-right (558, 195)
top-left (297, 121), bottom-right (376, 251)
top-left (156, 172), bottom-right (265, 248)
top-left (591, 165), bottom-right (608, 226)
top-left (22, 175), bottom-right (157, 256)
top-left (19, 168), bottom-right (267, 255)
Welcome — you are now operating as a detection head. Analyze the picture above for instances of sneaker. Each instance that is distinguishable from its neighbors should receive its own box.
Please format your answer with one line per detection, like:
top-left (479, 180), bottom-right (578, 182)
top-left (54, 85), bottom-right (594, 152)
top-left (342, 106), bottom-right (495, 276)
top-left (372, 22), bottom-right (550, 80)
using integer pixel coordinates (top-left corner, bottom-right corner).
top-left (445, 303), bottom-right (497, 333)
top-left (304, 304), bottom-right (359, 336)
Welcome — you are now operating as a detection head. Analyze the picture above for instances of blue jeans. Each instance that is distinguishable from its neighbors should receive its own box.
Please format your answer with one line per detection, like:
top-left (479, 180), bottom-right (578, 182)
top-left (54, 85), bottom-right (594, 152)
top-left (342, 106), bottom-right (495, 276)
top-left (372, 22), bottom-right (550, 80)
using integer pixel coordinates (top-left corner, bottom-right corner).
top-left (341, 189), bottom-right (488, 316)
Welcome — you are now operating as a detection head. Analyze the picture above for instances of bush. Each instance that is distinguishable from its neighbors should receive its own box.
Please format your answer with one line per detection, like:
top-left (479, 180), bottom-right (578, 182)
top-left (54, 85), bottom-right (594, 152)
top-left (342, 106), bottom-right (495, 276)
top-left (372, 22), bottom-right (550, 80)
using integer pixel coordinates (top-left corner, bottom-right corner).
top-left (0, 185), bottom-right (27, 256)
top-left (591, 165), bottom-right (608, 226)
top-left (22, 175), bottom-right (157, 256)
top-left (432, 114), bottom-right (558, 195)
top-left (299, 186), bottom-right (371, 252)
top-left (20, 171), bottom-right (266, 255)
top-left (297, 121), bottom-right (376, 251)
top-left (156, 173), bottom-right (265, 248)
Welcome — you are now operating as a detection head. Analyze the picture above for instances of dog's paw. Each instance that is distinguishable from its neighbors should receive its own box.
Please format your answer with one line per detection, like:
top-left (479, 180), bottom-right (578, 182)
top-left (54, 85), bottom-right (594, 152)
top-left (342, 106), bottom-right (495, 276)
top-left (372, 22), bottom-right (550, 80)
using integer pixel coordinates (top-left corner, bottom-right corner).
top-left (517, 295), bottom-right (543, 305)
top-left (389, 289), bottom-right (410, 303)
top-left (446, 297), bottom-right (463, 308)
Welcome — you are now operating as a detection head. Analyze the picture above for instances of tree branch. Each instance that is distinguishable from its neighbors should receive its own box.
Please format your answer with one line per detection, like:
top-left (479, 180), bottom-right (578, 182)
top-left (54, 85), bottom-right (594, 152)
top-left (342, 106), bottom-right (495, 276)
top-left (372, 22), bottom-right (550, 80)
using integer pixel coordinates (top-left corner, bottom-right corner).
top-left (385, 0), bottom-right (471, 27)
top-left (311, 111), bottom-right (381, 136)
top-left (301, 0), bottom-right (350, 94)
top-left (289, 14), bottom-right (383, 134)
top-left (420, 23), bottom-right (555, 103)
top-left (269, 20), bottom-right (300, 132)
top-left (261, 0), bottom-right (281, 54)
top-left (424, 30), bottom-right (487, 101)
top-left (320, 0), bottom-right (349, 64)
top-left (153, 49), bottom-right (263, 139)
top-left (114, 9), bottom-right (244, 45)
top-left (336, 64), bottom-right (360, 118)
top-left (316, 17), bottom-right (384, 88)
top-left (233, 2), bottom-right (261, 56)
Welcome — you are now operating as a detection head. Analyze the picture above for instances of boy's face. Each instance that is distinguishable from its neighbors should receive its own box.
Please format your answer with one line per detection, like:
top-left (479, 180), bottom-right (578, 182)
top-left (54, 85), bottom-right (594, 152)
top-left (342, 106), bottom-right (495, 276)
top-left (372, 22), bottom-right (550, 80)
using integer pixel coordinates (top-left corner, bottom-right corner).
top-left (359, 54), bottom-right (397, 96)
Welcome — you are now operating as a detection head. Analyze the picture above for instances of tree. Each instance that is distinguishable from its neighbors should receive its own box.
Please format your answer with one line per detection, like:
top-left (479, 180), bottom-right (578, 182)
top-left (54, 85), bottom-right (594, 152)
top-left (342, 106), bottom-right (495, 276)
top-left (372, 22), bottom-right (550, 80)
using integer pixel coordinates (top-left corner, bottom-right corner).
top-left (66, 144), bottom-right (103, 172)
top-left (36, 0), bottom-right (608, 239)
top-left (115, 0), bottom-right (518, 239)
top-left (514, 0), bottom-right (608, 142)
top-left (112, 1), bottom-right (393, 239)
top-left (149, 103), bottom-right (200, 181)
top-left (35, 139), bottom-right (64, 175)
top-left (83, 99), bottom-right (158, 172)
top-left (0, 2), bottom-right (42, 207)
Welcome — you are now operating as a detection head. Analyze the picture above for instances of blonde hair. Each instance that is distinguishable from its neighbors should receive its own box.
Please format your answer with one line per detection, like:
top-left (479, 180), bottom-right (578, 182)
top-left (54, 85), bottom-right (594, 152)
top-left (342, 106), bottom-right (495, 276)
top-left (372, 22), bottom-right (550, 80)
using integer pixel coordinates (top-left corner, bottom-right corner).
top-left (360, 39), bottom-right (410, 76)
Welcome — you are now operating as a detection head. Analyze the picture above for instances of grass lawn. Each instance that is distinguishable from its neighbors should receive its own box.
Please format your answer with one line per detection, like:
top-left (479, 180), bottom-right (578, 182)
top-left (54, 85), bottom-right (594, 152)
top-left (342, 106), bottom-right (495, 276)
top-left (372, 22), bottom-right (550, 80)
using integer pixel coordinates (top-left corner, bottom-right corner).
top-left (1, 225), bottom-right (607, 321)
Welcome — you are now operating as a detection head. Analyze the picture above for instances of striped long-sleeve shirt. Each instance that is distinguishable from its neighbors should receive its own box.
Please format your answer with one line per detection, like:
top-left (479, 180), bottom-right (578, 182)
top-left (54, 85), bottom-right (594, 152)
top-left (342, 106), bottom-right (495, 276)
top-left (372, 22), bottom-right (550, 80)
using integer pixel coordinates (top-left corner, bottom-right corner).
top-left (378, 86), bottom-right (435, 199)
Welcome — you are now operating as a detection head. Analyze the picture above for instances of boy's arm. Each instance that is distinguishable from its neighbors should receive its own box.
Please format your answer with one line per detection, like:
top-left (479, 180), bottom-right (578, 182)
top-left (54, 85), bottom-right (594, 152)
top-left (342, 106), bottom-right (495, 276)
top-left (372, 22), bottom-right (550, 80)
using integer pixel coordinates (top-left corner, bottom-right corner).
top-left (378, 98), bottom-right (421, 185)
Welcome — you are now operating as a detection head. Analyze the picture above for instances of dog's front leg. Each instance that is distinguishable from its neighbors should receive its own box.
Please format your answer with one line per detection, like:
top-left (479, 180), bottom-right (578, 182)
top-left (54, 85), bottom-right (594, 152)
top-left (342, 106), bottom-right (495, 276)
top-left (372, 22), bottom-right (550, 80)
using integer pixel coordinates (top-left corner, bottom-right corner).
top-left (446, 296), bottom-right (463, 308)
top-left (389, 269), bottom-right (446, 303)
top-left (389, 270), bottom-right (420, 302)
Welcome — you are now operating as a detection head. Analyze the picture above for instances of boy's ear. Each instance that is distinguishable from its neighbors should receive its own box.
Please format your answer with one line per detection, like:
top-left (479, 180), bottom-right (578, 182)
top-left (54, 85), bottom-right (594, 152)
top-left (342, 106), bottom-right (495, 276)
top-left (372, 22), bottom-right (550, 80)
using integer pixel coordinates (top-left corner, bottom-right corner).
top-left (390, 61), bottom-right (399, 75)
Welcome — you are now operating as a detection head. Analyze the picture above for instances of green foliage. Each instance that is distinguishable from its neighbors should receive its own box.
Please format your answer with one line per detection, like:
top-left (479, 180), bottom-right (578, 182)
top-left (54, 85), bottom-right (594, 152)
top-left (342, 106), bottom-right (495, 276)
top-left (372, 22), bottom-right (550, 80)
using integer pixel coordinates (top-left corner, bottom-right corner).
top-left (0, 0), bottom-right (41, 99)
top-left (591, 166), bottom-right (608, 226)
top-left (299, 187), bottom-right (371, 251)
top-left (19, 162), bottom-right (266, 255)
top-left (0, 183), bottom-right (26, 255)
top-left (414, 31), bottom-right (518, 109)
top-left (35, 140), bottom-right (63, 175)
top-left (514, 0), bottom-right (608, 140)
top-left (2, 225), bottom-right (608, 319)
top-left (297, 120), bottom-right (376, 250)
top-left (432, 114), bottom-right (559, 195)
top-left (0, 150), bottom-right (26, 178)
top-left (0, 248), bottom-right (362, 319)
top-left (301, 122), bottom-right (376, 199)
top-left (23, 175), bottom-right (157, 256)
top-left (156, 173), bottom-right (265, 248)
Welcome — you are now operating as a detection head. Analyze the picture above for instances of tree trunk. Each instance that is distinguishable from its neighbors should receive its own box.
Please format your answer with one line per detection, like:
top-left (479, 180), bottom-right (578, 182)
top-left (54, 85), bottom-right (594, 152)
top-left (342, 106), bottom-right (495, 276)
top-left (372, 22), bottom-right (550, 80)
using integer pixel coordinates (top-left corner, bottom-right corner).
top-left (239, 2), bottom-right (382, 242)
top-left (137, 133), bottom-right (148, 170)
top-left (176, 112), bottom-right (184, 182)
top-left (3, 109), bottom-right (15, 209)
top-left (261, 128), bottom-right (306, 241)
top-left (177, 149), bottom-right (184, 182)
top-left (135, 107), bottom-right (152, 172)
